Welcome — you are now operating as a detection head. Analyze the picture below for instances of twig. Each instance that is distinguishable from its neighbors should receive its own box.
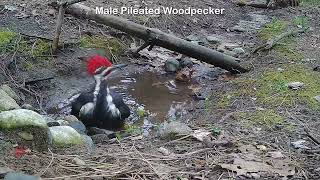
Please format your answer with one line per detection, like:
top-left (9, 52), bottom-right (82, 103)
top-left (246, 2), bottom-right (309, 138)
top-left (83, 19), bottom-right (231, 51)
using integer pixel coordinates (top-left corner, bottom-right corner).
top-left (304, 128), bottom-right (320, 145)
top-left (52, 5), bottom-right (66, 53)
top-left (252, 28), bottom-right (309, 54)
top-left (25, 76), bottom-right (55, 85)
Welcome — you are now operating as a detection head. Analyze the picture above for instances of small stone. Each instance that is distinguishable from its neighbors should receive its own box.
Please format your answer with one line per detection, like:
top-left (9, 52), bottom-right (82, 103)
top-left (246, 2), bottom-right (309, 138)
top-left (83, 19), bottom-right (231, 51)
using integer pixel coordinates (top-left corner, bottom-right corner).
top-left (159, 121), bottom-right (193, 138)
top-left (48, 9), bottom-right (56, 16)
top-left (91, 134), bottom-right (110, 144)
top-left (0, 85), bottom-right (20, 101)
top-left (256, 145), bottom-right (267, 151)
top-left (158, 147), bottom-right (171, 156)
top-left (57, 120), bottom-right (69, 126)
top-left (0, 167), bottom-right (13, 177)
top-left (69, 121), bottom-right (86, 135)
top-left (277, 67), bottom-right (284, 72)
top-left (287, 82), bottom-right (304, 90)
top-left (0, 90), bottom-right (20, 112)
top-left (21, 104), bottom-right (34, 111)
top-left (232, 47), bottom-right (245, 56)
top-left (206, 35), bottom-right (223, 44)
top-left (251, 173), bottom-right (261, 179)
top-left (72, 157), bottom-right (86, 166)
top-left (63, 115), bottom-right (79, 123)
top-left (179, 58), bottom-right (193, 68)
top-left (87, 127), bottom-right (115, 138)
top-left (291, 140), bottom-right (310, 149)
top-left (314, 95), bottom-right (320, 102)
top-left (4, 172), bottom-right (39, 180)
top-left (267, 151), bottom-right (284, 159)
top-left (222, 43), bottom-right (240, 51)
top-left (49, 126), bottom-right (83, 148)
top-left (164, 58), bottom-right (180, 72)
top-left (17, 132), bottom-right (33, 141)
top-left (81, 135), bottom-right (95, 153)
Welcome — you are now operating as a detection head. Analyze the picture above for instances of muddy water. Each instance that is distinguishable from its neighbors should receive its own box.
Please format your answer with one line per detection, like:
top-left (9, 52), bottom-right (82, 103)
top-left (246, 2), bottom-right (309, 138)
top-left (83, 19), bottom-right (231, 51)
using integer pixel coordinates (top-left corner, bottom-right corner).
top-left (108, 71), bottom-right (193, 121)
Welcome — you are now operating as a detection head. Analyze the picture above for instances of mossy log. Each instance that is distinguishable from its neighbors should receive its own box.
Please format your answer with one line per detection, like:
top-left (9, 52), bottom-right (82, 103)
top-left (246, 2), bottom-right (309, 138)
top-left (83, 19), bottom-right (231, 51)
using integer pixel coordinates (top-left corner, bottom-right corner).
top-left (54, 3), bottom-right (248, 74)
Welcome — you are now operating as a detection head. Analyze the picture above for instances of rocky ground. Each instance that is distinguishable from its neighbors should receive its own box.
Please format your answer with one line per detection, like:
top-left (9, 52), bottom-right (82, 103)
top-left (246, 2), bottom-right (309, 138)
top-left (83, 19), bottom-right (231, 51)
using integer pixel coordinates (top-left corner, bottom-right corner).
top-left (0, 0), bottom-right (320, 179)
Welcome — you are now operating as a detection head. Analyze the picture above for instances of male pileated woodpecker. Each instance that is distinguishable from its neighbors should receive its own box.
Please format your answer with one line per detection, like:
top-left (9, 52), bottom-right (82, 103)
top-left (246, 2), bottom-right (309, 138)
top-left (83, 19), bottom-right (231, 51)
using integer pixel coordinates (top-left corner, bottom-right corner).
top-left (71, 55), bottom-right (130, 130)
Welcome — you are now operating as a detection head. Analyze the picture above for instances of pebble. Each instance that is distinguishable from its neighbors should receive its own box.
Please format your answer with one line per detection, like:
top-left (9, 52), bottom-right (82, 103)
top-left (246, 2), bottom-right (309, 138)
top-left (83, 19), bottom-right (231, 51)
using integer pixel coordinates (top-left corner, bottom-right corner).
top-left (287, 82), bottom-right (304, 90)
top-left (314, 95), bottom-right (320, 102)
top-left (164, 58), bottom-right (180, 72)
top-left (72, 157), bottom-right (86, 166)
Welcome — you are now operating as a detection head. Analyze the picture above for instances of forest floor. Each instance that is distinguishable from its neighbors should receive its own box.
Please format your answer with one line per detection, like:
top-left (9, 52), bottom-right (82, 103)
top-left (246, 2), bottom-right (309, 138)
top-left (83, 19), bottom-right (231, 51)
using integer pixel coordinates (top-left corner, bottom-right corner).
top-left (0, 0), bottom-right (320, 179)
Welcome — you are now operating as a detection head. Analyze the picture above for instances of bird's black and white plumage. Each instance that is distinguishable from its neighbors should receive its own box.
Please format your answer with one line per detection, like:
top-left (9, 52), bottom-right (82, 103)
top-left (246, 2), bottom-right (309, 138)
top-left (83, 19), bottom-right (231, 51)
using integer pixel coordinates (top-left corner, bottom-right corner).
top-left (71, 55), bottom-right (130, 130)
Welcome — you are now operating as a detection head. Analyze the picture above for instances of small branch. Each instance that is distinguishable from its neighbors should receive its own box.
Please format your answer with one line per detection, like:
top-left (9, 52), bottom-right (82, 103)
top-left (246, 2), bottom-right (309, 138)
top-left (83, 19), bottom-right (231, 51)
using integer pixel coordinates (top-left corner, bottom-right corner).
top-left (304, 128), bottom-right (320, 145)
top-left (52, 5), bottom-right (66, 53)
top-left (25, 76), bottom-right (54, 85)
top-left (253, 28), bottom-right (309, 54)
top-left (58, 0), bottom-right (86, 6)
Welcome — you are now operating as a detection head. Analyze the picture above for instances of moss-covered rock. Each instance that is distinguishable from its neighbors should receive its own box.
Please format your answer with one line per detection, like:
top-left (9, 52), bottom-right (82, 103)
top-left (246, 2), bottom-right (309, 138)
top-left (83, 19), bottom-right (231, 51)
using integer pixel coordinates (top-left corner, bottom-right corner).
top-left (0, 89), bottom-right (20, 112)
top-left (0, 84), bottom-right (20, 101)
top-left (0, 109), bottom-right (49, 151)
top-left (0, 109), bottom-right (47, 129)
top-left (49, 126), bottom-right (83, 148)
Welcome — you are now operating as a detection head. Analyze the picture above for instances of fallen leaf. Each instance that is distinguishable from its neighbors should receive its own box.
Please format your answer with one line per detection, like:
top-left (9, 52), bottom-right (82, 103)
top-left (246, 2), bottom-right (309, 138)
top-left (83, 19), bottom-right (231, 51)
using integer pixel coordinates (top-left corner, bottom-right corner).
top-left (192, 129), bottom-right (211, 142)
top-left (267, 151), bottom-right (285, 159)
top-left (14, 147), bottom-right (29, 158)
top-left (219, 154), bottom-right (295, 177)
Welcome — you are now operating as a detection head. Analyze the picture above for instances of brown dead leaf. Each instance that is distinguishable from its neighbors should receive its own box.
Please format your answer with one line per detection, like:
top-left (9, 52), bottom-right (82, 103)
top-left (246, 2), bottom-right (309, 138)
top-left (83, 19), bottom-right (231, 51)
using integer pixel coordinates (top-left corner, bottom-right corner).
top-left (219, 153), bottom-right (295, 177)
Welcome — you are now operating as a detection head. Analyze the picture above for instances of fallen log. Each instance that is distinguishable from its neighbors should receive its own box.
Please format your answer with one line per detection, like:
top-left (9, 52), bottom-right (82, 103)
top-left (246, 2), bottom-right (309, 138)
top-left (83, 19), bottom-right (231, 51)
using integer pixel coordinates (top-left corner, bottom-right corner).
top-left (53, 3), bottom-right (248, 73)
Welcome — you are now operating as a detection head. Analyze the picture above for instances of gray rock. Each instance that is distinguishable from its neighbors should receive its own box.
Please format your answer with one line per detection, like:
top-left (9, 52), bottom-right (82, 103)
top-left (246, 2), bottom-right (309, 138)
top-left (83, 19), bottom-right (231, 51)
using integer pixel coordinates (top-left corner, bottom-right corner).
top-left (81, 135), bottom-right (95, 153)
top-left (57, 120), bottom-right (69, 126)
top-left (87, 127), bottom-right (115, 138)
top-left (91, 134), bottom-right (110, 144)
top-left (49, 126), bottom-right (83, 148)
top-left (165, 58), bottom-right (180, 72)
top-left (232, 47), bottom-right (246, 56)
top-left (287, 82), bottom-right (304, 90)
top-left (69, 121), bottom-right (86, 135)
top-left (17, 132), bottom-right (33, 141)
top-left (21, 104), bottom-right (34, 111)
top-left (186, 34), bottom-right (208, 45)
top-left (0, 85), bottom-right (20, 101)
top-left (4, 172), bottom-right (39, 180)
top-left (63, 115), bottom-right (79, 123)
top-left (179, 58), bottom-right (193, 68)
top-left (72, 157), bottom-right (86, 166)
top-left (0, 109), bottom-right (47, 129)
top-left (222, 43), bottom-right (240, 51)
top-left (45, 117), bottom-right (60, 127)
top-left (0, 167), bottom-right (13, 178)
top-left (0, 90), bottom-right (20, 112)
top-left (315, 95), bottom-right (320, 102)
top-left (159, 121), bottom-right (193, 138)
top-left (206, 35), bottom-right (223, 44)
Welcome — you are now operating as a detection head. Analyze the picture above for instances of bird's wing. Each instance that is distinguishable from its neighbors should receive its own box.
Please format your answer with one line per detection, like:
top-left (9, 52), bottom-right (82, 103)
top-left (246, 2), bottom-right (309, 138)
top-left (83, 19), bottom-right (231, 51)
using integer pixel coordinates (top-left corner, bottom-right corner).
top-left (109, 90), bottom-right (131, 119)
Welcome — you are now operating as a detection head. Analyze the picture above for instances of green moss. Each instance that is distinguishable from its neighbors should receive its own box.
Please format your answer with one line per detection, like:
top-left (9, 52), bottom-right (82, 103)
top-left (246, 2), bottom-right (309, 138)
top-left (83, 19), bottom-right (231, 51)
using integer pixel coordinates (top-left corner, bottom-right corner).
top-left (258, 20), bottom-right (289, 41)
top-left (30, 39), bottom-right (51, 57)
top-left (257, 19), bottom-right (305, 61)
top-left (0, 29), bottom-right (17, 53)
top-left (217, 93), bottom-right (233, 108)
top-left (233, 65), bottom-right (320, 109)
top-left (300, 0), bottom-right (320, 7)
top-left (235, 109), bottom-right (284, 129)
top-left (79, 35), bottom-right (124, 58)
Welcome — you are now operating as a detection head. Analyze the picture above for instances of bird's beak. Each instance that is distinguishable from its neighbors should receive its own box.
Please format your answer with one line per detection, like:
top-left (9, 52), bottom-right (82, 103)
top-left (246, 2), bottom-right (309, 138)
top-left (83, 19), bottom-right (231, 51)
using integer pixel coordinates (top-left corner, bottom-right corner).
top-left (102, 64), bottom-right (128, 78)
top-left (112, 64), bottom-right (128, 70)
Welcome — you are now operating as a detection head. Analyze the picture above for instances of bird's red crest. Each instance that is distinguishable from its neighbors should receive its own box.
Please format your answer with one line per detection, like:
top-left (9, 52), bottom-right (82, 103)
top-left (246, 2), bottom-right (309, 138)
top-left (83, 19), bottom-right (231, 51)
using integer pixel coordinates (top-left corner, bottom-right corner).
top-left (86, 55), bottom-right (112, 75)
